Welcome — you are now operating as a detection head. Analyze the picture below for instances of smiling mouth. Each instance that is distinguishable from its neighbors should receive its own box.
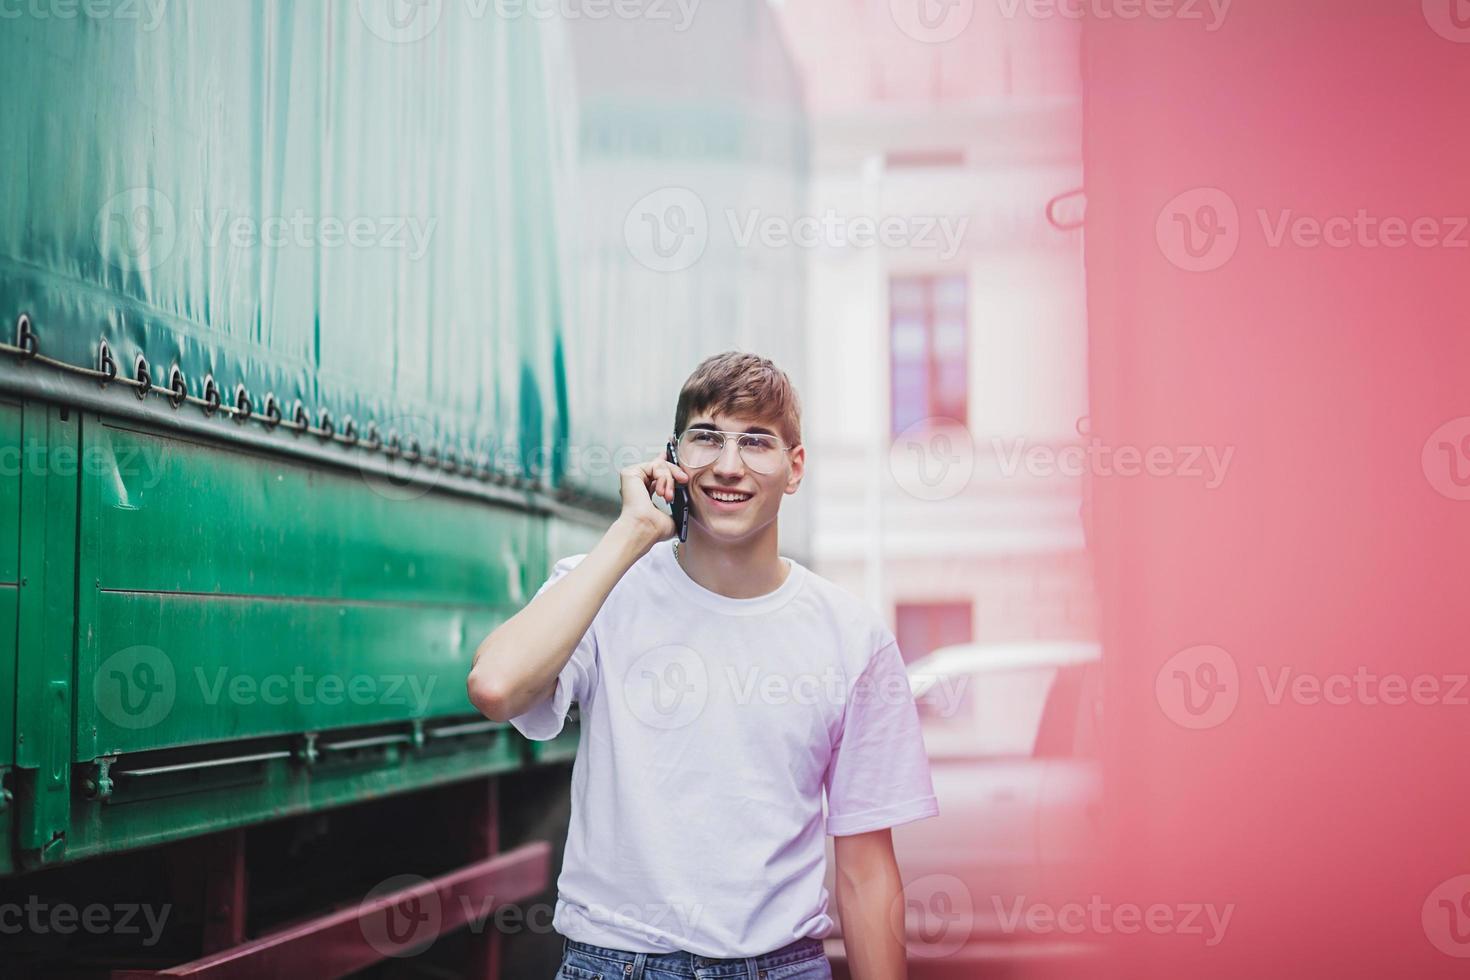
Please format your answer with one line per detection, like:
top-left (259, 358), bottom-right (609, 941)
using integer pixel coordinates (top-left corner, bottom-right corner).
top-left (702, 487), bottom-right (754, 505)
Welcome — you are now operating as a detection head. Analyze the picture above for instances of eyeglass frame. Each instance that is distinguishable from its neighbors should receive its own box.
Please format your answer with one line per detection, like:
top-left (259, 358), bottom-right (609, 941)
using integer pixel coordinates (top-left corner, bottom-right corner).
top-left (672, 427), bottom-right (799, 473)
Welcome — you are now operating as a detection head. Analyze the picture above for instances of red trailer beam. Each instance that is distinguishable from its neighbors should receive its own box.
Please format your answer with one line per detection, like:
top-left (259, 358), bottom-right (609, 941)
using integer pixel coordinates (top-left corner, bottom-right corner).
top-left (112, 841), bottom-right (551, 979)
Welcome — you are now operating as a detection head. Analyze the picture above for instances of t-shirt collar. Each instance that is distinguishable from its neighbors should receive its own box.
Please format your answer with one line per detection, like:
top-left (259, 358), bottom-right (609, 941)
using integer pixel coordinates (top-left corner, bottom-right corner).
top-left (652, 539), bottom-right (806, 616)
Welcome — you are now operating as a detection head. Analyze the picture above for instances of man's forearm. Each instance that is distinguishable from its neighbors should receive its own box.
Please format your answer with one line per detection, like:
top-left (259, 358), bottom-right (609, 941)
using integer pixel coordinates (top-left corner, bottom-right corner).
top-left (835, 850), bottom-right (907, 980)
top-left (467, 516), bottom-right (656, 720)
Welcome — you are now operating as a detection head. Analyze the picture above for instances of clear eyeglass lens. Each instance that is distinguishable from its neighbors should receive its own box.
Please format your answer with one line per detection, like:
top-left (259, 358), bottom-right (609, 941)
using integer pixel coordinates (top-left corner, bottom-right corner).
top-left (679, 431), bottom-right (784, 473)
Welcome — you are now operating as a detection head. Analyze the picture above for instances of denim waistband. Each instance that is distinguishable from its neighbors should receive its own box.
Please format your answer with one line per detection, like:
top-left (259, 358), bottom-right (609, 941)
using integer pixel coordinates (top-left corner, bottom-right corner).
top-left (562, 934), bottom-right (826, 978)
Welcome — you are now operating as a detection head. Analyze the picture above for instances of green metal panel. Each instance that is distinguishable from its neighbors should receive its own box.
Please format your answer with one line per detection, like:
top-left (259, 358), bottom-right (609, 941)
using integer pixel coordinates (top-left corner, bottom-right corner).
top-left (78, 415), bottom-right (532, 758)
top-left (15, 403), bottom-right (80, 867)
top-left (0, 396), bottom-right (20, 771)
top-left (63, 722), bottom-right (527, 864)
top-left (0, 398), bottom-right (17, 874)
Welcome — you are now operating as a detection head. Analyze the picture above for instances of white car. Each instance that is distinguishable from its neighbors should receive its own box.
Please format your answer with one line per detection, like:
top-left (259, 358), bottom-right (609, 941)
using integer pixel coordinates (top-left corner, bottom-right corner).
top-left (822, 642), bottom-right (1104, 969)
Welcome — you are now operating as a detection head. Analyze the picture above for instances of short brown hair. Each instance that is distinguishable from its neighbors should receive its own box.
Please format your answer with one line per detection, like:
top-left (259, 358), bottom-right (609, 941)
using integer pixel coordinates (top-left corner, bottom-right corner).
top-left (674, 351), bottom-right (802, 447)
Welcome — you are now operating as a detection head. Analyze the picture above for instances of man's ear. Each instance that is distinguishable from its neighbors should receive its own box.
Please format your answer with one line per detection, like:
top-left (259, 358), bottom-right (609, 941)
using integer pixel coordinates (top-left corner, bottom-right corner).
top-left (785, 444), bottom-right (805, 494)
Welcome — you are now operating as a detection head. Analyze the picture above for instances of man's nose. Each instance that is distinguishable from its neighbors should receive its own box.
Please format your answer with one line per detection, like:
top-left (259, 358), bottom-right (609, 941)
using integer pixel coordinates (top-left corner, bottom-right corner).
top-left (712, 438), bottom-right (745, 476)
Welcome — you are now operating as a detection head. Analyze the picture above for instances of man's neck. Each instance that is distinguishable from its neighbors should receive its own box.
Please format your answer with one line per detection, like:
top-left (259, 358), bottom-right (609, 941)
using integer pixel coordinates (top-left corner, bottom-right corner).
top-left (675, 524), bottom-right (789, 599)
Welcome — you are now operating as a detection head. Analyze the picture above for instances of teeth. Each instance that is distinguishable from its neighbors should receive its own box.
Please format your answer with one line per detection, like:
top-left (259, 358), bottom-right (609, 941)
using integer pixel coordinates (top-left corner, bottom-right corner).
top-left (709, 490), bottom-right (751, 503)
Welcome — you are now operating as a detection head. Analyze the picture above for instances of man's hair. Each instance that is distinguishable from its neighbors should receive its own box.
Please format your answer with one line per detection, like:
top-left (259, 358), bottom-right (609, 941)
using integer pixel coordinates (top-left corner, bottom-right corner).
top-left (674, 351), bottom-right (802, 447)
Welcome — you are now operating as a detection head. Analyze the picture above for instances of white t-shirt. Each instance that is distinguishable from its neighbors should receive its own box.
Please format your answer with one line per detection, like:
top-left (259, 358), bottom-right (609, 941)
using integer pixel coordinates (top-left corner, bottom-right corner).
top-left (508, 541), bottom-right (939, 957)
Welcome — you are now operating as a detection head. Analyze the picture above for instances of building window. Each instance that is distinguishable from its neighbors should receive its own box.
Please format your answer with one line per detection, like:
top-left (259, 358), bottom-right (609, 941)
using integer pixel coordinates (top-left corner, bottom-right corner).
top-left (889, 274), bottom-right (968, 437)
top-left (895, 601), bottom-right (973, 666)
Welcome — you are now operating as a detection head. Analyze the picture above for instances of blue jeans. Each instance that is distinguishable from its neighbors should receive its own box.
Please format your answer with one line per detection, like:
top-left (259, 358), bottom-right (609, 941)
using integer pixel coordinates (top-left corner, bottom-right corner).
top-left (555, 935), bottom-right (832, 980)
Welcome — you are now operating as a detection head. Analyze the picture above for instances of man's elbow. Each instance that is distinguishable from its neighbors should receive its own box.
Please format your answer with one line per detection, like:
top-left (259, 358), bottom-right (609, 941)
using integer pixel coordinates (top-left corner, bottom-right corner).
top-left (467, 669), bottom-right (509, 722)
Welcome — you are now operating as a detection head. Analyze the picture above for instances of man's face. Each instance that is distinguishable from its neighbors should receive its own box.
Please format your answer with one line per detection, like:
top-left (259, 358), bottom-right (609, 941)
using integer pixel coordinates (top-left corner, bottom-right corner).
top-left (679, 410), bottom-right (804, 543)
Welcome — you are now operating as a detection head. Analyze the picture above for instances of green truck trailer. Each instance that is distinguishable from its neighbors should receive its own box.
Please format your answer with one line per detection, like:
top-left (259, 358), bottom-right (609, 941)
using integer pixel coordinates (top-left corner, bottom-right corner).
top-left (0, 4), bottom-right (806, 975)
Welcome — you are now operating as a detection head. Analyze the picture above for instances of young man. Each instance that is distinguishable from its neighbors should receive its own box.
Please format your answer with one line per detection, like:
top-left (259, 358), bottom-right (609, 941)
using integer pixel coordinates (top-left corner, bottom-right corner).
top-left (468, 352), bottom-right (938, 980)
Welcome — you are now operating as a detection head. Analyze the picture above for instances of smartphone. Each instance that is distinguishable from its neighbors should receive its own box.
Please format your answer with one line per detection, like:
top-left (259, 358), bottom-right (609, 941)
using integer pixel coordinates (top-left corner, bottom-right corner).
top-left (665, 439), bottom-right (689, 542)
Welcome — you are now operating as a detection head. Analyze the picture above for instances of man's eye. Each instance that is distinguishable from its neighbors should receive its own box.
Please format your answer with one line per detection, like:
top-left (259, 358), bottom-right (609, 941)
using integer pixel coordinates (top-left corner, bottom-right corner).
top-left (740, 437), bottom-right (776, 452)
top-left (691, 432), bottom-right (721, 445)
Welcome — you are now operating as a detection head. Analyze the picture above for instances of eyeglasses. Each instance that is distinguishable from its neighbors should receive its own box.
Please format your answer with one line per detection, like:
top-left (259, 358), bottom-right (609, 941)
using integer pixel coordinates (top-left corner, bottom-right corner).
top-left (676, 428), bottom-right (795, 475)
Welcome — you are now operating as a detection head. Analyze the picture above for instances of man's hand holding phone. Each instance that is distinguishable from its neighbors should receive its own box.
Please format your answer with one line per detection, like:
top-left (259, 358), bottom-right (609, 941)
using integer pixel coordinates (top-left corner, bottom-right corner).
top-left (615, 451), bottom-right (690, 554)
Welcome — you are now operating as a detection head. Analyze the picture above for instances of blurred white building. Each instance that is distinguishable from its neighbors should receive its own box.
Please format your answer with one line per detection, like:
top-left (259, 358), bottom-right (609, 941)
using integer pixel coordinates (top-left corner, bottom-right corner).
top-left (776, 0), bottom-right (1094, 659)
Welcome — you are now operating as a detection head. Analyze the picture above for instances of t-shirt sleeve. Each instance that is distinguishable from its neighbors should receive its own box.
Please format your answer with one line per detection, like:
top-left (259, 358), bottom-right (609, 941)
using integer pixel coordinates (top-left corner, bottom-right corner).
top-left (506, 554), bottom-right (599, 742)
top-left (823, 638), bottom-right (940, 836)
